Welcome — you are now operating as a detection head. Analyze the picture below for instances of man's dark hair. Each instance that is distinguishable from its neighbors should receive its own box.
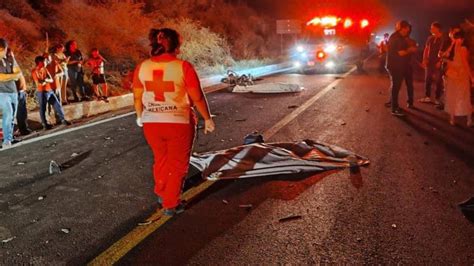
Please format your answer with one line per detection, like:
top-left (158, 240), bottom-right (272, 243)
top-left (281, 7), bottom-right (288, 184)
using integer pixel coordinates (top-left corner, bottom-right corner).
top-left (149, 28), bottom-right (181, 56)
top-left (0, 38), bottom-right (8, 49)
top-left (431, 22), bottom-right (442, 30)
top-left (35, 55), bottom-right (45, 65)
top-left (398, 20), bottom-right (411, 30)
top-left (65, 40), bottom-right (76, 52)
top-left (453, 30), bottom-right (466, 42)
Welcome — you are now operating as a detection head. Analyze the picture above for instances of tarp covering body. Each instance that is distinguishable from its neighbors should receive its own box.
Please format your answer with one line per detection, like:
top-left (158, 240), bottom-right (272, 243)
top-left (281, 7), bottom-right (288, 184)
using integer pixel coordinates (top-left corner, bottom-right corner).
top-left (190, 140), bottom-right (369, 180)
top-left (232, 83), bottom-right (303, 93)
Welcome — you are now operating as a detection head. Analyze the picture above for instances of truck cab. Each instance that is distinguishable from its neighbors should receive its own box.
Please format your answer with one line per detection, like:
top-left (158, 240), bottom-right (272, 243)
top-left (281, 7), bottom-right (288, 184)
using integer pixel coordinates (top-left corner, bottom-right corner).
top-left (291, 16), bottom-right (372, 73)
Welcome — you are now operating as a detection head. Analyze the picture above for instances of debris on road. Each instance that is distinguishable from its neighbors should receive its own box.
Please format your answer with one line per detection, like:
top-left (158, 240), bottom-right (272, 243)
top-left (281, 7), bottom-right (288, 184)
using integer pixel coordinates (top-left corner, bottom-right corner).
top-left (357, 237), bottom-right (363, 242)
top-left (232, 83), bottom-right (303, 94)
top-left (138, 221), bottom-right (153, 226)
top-left (278, 215), bottom-right (303, 223)
top-left (60, 228), bottom-right (71, 234)
top-left (458, 197), bottom-right (474, 223)
top-left (288, 105), bottom-right (299, 109)
top-left (235, 118), bottom-right (247, 122)
top-left (71, 152), bottom-right (79, 157)
top-left (38, 196), bottom-right (46, 201)
top-left (423, 141), bottom-right (430, 146)
top-left (239, 204), bottom-right (253, 209)
top-left (49, 161), bottom-right (61, 175)
top-left (391, 224), bottom-right (397, 229)
top-left (104, 136), bottom-right (112, 140)
top-left (340, 121), bottom-right (347, 126)
top-left (16, 161), bottom-right (26, 165)
top-left (2, 237), bottom-right (15, 244)
top-left (222, 200), bottom-right (229, 205)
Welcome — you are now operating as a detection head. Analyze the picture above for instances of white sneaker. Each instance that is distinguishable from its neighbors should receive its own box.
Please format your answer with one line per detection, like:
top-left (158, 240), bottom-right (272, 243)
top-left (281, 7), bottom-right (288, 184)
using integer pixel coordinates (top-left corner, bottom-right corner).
top-left (418, 97), bottom-right (431, 103)
top-left (2, 141), bottom-right (12, 149)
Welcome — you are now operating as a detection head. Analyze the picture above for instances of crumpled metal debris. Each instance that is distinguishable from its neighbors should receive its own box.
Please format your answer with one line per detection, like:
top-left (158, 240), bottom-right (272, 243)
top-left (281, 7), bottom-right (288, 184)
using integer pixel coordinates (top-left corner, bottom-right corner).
top-left (49, 161), bottom-right (61, 175)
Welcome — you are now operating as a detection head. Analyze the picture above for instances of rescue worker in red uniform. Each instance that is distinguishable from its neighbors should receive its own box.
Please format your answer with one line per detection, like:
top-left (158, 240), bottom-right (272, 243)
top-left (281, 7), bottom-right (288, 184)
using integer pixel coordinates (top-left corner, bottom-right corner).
top-left (132, 28), bottom-right (216, 216)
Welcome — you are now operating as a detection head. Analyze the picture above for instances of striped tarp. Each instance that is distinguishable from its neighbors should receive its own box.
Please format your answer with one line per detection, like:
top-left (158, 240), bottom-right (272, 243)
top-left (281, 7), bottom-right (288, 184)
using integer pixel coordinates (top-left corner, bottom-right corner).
top-left (190, 139), bottom-right (369, 180)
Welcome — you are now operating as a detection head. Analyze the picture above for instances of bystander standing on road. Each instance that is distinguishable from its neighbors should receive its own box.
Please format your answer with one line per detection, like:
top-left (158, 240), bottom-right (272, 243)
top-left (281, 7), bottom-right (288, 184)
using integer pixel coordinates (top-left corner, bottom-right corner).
top-left (385, 20), bottom-right (418, 116)
top-left (443, 31), bottom-right (473, 127)
top-left (378, 33), bottom-right (390, 73)
top-left (404, 25), bottom-right (417, 109)
top-left (419, 22), bottom-right (446, 106)
top-left (0, 38), bottom-right (21, 149)
top-left (32, 56), bottom-right (70, 130)
top-left (133, 28), bottom-right (216, 216)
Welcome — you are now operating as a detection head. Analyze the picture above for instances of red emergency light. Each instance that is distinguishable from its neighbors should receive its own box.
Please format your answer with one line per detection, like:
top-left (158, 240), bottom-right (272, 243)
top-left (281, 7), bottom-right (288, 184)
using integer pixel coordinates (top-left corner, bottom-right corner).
top-left (316, 51), bottom-right (326, 60)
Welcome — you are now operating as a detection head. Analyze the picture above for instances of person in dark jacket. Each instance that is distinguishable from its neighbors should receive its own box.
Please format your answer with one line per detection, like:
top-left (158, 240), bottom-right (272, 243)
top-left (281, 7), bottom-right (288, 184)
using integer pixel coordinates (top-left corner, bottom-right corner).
top-left (385, 20), bottom-right (418, 116)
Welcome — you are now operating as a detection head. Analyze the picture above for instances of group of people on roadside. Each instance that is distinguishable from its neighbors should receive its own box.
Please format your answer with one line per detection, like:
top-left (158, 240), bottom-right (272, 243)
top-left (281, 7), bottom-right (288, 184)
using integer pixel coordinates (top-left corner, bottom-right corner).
top-left (0, 38), bottom-right (111, 148)
top-left (384, 20), bottom-right (472, 127)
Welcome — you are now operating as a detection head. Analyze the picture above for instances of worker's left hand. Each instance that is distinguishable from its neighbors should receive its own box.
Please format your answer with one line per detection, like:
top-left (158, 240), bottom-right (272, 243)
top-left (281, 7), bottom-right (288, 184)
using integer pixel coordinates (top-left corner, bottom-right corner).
top-left (136, 117), bottom-right (143, 127)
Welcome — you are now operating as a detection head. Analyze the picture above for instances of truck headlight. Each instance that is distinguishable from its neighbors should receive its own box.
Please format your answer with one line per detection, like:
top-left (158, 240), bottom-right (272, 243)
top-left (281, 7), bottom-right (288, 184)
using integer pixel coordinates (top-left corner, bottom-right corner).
top-left (325, 61), bottom-right (335, 68)
top-left (296, 45), bottom-right (304, 53)
top-left (324, 44), bottom-right (337, 53)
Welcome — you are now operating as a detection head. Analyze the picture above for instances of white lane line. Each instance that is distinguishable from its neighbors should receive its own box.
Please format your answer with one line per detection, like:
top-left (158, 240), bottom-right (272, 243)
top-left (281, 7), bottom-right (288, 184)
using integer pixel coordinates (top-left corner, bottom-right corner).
top-left (263, 66), bottom-right (356, 140)
top-left (3, 112), bottom-right (135, 151)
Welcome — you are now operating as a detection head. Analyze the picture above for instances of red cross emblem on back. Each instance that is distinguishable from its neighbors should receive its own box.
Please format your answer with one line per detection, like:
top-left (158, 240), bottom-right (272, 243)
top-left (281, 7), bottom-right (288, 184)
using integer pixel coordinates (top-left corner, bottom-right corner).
top-left (145, 70), bottom-right (175, 102)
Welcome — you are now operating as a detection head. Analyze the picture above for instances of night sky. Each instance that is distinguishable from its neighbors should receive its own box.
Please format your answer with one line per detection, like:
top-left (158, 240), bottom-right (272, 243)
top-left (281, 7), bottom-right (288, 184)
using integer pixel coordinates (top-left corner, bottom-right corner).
top-left (240, 0), bottom-right (473, 42)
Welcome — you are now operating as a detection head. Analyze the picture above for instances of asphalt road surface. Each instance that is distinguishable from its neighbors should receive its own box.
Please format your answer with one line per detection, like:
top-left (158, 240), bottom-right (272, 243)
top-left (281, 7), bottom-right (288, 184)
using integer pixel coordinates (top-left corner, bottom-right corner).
top-left (1, 59), bottom-right (473, 265)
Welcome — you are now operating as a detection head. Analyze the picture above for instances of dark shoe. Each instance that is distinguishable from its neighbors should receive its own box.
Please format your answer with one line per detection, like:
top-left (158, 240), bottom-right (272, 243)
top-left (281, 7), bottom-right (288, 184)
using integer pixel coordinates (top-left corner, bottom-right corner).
top-left (12, 139), bottom-right (22, 144)
top-left (391, 109), bottom-right (405, 117)
top-left (407, 103), bottom-right (414, 109)
top-left (435, 103), bottom-right (444, 110)
top-left (102, 96), bottom-right (109, 103)
top-left (20, 128), bottom-right (32, 136)
top-left (43, 123), bottom-right (53, 130)
top-left (163, 202), bottom-right (185, 216)
top-left (384, 101), bottom-right (391, 108)
top-left (61, 120), bottom-right (71, 126)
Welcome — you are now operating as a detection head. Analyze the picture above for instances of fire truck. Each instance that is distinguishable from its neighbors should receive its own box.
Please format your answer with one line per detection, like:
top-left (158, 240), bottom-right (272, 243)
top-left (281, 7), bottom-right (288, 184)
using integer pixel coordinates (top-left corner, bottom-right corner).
top-left (291, 15), bottom-right (373, 73)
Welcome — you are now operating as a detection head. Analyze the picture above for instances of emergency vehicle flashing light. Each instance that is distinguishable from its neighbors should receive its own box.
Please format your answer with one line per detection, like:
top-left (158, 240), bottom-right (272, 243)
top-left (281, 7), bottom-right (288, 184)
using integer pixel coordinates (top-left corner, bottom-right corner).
top-left (316, 51), bottom-right (326, 60)
top-left (307, 16), bottom-right (370, 29)
top-left (360, 19), bottom-right (369, 28)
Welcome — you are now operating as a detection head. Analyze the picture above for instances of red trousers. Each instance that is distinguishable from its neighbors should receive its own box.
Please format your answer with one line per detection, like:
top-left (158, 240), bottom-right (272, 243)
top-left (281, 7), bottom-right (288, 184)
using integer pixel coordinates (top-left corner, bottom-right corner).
top-left (143, 122), bottom-right (195, 209)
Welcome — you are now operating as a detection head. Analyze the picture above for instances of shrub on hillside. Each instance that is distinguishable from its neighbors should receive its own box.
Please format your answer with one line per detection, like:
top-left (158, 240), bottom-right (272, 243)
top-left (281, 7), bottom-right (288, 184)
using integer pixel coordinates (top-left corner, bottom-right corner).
top-left (55, 0), bottom-right (152, 62)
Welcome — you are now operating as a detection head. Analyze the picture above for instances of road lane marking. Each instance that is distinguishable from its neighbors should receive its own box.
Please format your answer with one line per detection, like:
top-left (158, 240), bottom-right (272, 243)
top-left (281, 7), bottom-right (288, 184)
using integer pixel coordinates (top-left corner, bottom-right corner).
top-left (263, 67), bottom-right (356, 140)
top-left (88, 66), bottom-right (356, 265)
